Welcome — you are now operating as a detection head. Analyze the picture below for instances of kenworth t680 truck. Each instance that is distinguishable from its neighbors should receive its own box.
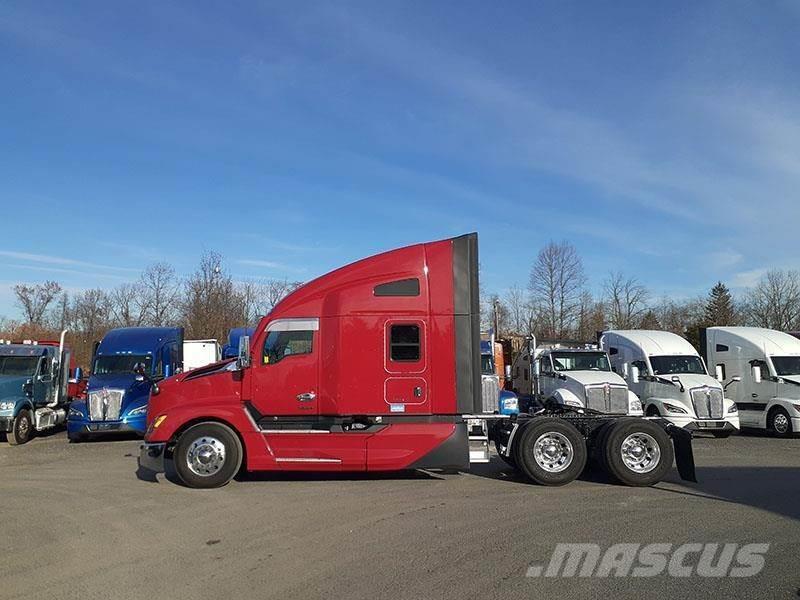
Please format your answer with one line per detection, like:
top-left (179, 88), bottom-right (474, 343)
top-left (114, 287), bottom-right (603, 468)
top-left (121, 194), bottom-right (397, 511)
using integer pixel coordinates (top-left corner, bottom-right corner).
top-left (68, 327), bottom-right (183, 441)
top-left (139, 234), bottom-right (696, 488)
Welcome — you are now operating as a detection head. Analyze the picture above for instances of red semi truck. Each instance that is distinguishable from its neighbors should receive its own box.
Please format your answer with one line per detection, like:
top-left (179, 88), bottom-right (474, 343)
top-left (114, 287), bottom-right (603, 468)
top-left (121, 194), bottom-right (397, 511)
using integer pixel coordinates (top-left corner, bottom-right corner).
top-left (139, 233), bottom-right (695, 488)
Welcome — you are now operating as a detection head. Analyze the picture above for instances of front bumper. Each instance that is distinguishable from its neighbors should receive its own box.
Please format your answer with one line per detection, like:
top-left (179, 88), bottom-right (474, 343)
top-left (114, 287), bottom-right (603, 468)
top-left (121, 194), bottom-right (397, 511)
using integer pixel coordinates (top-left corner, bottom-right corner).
top-left (139, 442), bottom-right (166, 473)
top-left (684, 420), bottom-right (740, 433)
top-left (0, 416), bottom-right (13, 433)
top-left (68, 413), bottom-right (147, 436)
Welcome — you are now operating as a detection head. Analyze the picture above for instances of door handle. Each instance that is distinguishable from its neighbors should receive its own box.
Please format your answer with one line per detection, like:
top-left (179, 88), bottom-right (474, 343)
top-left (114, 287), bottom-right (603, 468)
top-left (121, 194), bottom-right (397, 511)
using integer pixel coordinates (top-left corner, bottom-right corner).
top-left (296, 392), bottom-right (316, 402)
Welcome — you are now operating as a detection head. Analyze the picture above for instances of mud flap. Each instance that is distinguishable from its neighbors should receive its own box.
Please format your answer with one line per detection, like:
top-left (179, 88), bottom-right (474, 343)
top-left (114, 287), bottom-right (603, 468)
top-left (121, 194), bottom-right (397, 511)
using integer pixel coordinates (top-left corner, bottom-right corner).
top-left (667, 425), bottom-right (697, 483)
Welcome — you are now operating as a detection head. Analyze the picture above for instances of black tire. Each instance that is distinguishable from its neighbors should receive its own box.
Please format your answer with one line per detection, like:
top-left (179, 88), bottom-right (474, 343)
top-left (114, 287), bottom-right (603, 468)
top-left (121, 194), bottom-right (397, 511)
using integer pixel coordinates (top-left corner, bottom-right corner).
top-left (68, 431), bottom-right (86, 443)
top-left (601, 418), bottom-right (673, 486)
top-left (173, 422), bottom-right (243, 489)
top-left (711, 431), bottom-right (732, 439)
top-left (768, 407), bottom-right (793, 437)
top-left (513, 418), bottom-right (587, 486)
top-left (494, 439), bottom-right (518, 470)
top-left (7, 409), bottom-right (33, 446)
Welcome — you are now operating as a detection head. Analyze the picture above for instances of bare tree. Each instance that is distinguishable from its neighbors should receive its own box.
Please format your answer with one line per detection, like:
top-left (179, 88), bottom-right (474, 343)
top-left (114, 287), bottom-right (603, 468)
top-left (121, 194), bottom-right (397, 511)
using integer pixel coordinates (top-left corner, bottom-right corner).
top-left (529, 241), bottom-right (586, 339)
top-left (575, 290), bottom-right (606, 342)
top-left (71, 289), bottom-right (111, 335)
top-left (744, 270), bottom-right (800, 330)
top-left (108, 283), bottom-right (148, 327)
top-left (140, 263), bottom-right (180, 326)
top-left (652, 296), bottom-right (705, 338)
top-left (182, 251), bottom-right (245, 341)
top-left (505, 284), bottom-right (533, 335)
top-left (13, 281), bottom-right (62, 325)
top-left (603, 271), bottom-right (649, 329)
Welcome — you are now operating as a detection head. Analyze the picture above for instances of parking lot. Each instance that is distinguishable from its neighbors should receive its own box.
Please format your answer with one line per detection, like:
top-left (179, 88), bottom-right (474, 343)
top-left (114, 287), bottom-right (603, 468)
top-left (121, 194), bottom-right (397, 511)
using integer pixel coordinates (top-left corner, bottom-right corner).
top-left (1, 431), bottom-right (798, 600)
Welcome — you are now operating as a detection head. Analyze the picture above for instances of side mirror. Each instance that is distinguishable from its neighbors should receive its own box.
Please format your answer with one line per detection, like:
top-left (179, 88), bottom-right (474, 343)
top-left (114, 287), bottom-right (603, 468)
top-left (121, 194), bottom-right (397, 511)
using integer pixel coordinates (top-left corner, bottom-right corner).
top-left (74, 367), bottom-right (83, 381)
top-left (715, 365), bottom-right (725, 383)
top-left (22, 379), bottom-right (33, 397)
top-left (237, 335), bottom-right (251, 370)
top-left (752, 365), bottom-right (762, 384)
top-left (732, 376), bottom-right (742, 383)
top-left (504, 365), bottom-right (511, 380)
top-left (631, 366), bottom-right (640, 384)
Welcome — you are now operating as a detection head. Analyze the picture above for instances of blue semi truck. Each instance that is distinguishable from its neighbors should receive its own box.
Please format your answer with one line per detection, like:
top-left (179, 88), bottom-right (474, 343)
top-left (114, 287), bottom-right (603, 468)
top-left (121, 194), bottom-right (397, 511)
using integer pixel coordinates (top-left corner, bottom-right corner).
top-left (67, 327), bottom-right (183, 441)
top-left (221, 327), bottom-right (255, 359)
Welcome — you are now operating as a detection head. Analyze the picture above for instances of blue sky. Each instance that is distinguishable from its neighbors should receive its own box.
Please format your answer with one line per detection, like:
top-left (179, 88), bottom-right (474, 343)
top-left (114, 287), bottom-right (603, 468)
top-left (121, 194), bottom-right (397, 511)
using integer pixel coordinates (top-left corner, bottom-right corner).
top-left (2, 1), bottom-right (800, 318)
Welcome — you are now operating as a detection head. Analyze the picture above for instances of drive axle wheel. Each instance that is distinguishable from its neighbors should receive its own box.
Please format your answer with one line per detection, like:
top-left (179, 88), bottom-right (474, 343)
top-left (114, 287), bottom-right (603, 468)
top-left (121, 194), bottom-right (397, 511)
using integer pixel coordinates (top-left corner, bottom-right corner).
top-left (514, 419), bottom-right (586, 486)
top-left (601, 418), bottom-right (673, 486)
top-left (7, 409), bottom-right (33, 446)
top-left (174, 422), bottom-right (243, 489)
top-left (769, 407), bottom-right (793, 437)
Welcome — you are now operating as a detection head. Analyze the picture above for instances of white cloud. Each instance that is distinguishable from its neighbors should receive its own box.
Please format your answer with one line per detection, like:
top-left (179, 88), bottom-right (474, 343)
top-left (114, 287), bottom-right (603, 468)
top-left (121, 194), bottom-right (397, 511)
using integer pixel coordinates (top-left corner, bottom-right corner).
top-left (0, 250), bottom-right (138, 273)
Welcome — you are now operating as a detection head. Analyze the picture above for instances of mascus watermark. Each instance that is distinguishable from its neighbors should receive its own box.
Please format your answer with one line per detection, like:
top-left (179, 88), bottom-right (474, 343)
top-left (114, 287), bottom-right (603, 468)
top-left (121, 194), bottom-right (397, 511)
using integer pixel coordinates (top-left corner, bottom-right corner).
top-left (526, 543), bottom-right (770, 578)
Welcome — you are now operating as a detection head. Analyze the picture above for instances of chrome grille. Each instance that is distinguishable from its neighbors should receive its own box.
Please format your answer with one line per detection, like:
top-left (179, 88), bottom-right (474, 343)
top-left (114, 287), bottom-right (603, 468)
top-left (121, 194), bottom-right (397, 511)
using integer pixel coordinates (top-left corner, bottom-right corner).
top-left (585, 385), bottom-right (628, 414)
top-left (481, 375), bottom-right (500, 413)
top-left (691, 387), bottom-right (724, 420)
top-left (88, 389), bottom-right (124, 421)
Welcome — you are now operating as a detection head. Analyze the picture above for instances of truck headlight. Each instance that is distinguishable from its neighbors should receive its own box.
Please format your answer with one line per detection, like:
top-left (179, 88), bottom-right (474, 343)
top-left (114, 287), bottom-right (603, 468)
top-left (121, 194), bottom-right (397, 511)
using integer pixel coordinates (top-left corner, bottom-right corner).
top-left (128, 405), bottom-right (148, 417)
top-left (68, 406), bottom-right (84, 418)
top-left (564, 399), bottom-right (583, 407)
top-left (629, 399), bottom-right (643, 413)
top-left (728, 404), bottom-right (739, 414)
top-left (0, 401), bottom-right (15, 411)
top-left (663, 403), bottom-right (687, 414)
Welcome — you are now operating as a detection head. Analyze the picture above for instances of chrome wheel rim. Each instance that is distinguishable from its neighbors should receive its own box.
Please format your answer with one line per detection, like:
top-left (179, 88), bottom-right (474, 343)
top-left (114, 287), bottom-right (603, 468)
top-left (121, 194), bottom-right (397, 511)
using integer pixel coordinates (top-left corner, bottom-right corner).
top-left (620, 433), bottom-right (661, 474)
top-left (186, 436), bottom-right (226, 476)
top-left (533, 432), bottom-right (574, 473)
top-left (18, 415), bottom-right (30, 439)
top-left (774, 413), bottom-right (789, 434)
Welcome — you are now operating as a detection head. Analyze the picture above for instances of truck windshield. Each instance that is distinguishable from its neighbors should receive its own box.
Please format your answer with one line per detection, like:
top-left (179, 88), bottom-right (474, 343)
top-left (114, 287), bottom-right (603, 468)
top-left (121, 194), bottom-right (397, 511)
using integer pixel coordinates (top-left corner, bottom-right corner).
top-left (93, 355), bottom-right (152, 375)
top-left (771, 356), bottom-right (800, 377)
top-left (650, 355), bottom-right (706, 376)
top-left (481, 354), bottom-right (495, 375)
top-left (551, 352), bottom-right (610, 372)
top-left (0, 356), bottom-right (39, 376)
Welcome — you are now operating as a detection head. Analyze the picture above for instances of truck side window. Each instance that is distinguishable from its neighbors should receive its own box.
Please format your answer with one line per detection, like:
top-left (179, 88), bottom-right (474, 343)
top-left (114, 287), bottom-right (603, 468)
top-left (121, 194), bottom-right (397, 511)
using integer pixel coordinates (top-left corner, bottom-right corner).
top-left (632, 360), bottom-right (648, 377)
top-left (263, 330), bottom-right (314, 364)
top-left (389, 325), bottom-right (420, 362)
top-left (716, 344), bottom-right (729, 352)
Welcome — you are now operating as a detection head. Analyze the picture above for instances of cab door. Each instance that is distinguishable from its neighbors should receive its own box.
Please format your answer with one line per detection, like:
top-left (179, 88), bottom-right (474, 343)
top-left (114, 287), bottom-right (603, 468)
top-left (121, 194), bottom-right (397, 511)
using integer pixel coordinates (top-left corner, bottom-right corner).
top-left (249, 319), bottom-right (319, 417)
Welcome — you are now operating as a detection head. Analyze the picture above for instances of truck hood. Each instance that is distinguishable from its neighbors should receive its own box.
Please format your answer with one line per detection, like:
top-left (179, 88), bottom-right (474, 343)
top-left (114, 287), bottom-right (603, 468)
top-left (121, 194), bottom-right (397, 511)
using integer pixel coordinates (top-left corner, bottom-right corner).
top-left (0, 376), bottom-right (31, 402)
top-left (660, 374), bottom-right (722, 393)
top-left (146, 361), bottom-right (242, 428)
top-left (561, 371), bottom-right (627, 387)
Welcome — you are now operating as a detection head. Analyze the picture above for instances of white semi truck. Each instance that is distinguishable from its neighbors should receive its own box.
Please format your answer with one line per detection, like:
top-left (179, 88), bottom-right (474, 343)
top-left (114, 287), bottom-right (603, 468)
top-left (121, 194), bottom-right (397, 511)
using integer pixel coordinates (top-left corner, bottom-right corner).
top-left (600, 330), bottom-right (740, 437)
top-left (535, 347), bottom-right (643, 416)
top-left (701, 326), bottom-right (800, 436)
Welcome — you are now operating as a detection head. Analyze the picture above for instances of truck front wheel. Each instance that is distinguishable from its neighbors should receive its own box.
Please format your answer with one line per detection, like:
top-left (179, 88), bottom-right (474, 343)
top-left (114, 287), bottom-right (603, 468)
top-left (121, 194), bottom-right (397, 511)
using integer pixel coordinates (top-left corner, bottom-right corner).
top-left (514, 419), bottom-right (587, 486)
top-left (601, 419), bottom-right (673, 486)
top-left (768, 407), bottom-right (793, 437)
top-left (173, 422), bottom-right (243, 489)
top-left (7, 409), bottom-right (33, 446)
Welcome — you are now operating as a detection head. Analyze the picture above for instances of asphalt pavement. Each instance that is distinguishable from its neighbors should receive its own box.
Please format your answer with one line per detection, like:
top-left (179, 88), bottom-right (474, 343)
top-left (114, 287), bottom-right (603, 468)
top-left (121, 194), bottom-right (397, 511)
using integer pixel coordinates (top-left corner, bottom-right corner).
top-left (1, 430), bottom-right (798, 600)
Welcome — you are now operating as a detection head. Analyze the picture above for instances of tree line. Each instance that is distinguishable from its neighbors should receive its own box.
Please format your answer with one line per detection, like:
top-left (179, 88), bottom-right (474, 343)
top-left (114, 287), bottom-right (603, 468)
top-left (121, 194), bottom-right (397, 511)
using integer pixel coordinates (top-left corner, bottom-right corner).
top-left (483, 240), bottom-right (800, 348)
top-left (1, 251), bottom-right (302, 367)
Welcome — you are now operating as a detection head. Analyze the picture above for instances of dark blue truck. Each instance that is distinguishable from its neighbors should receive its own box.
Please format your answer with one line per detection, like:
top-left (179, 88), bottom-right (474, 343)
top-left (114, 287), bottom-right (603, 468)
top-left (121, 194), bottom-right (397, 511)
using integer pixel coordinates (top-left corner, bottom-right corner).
top-left (67, 327), bottom-right (183, 441)
top-left (0, 332), bottom-right (77, 445)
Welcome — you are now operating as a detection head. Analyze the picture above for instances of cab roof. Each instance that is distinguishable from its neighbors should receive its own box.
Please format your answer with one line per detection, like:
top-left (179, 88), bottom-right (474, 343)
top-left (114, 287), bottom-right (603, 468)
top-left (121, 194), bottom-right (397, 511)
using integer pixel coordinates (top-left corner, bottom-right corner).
top-left (97, 327), bottom-right (181, 355)
top-left (709, 327), bottom-right (800, 356)
top-left (0, 344), bottom-right (48, 356)
top-left (603, 330), bottom-right (698, 356)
